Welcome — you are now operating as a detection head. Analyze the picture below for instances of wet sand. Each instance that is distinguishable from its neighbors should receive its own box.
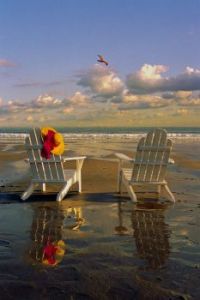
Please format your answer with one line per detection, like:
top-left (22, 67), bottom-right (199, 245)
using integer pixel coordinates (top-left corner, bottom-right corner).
top-left (0, 137), bottom-right (200, 299)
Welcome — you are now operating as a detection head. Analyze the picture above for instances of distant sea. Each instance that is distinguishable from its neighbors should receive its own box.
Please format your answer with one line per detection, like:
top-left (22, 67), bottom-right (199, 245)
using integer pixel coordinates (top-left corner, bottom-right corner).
top-left (0, 127), bottom-right (200, 143)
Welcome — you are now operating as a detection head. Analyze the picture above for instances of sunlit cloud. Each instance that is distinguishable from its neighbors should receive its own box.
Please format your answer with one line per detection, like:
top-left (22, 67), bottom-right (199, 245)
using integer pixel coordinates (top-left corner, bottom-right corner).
top-left (70, 91), bottom-right (89, 105)
top-left (77, 64), bottom-right (124, 101)
top-left (1, 63), bottom-right (200, 127)
top-left (127, 64), bottom-right (200, 94)
top-left (121, 91), bottom-right (172, 109)
top-left (63, 106), bottom-right (74, 114)
top-left (174, 90), bottom-right (193, 99)
top-left (137, 64), bottom-right (168, 80)
top-left (32, 94), bottom-right (62, 107)
top-left (177, 96), bottom-right (200, 106)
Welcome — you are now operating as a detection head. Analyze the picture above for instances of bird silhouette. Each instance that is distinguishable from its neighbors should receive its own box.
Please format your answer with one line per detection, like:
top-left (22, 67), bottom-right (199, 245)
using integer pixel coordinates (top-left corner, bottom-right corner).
top-left (97, 54), bottom-right (108, 66)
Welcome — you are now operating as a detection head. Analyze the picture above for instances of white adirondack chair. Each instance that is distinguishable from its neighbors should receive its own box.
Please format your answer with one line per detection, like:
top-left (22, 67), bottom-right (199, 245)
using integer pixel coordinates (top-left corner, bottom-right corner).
top-left (116, 129), bottom-right (175, 202)
top-left (21, 128), bottom-right (86, 202)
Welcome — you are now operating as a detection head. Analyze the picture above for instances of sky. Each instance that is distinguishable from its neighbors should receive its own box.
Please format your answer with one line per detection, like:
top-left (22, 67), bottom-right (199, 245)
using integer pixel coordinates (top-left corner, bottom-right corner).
top-left (0, 0), bottom-right (200, 127)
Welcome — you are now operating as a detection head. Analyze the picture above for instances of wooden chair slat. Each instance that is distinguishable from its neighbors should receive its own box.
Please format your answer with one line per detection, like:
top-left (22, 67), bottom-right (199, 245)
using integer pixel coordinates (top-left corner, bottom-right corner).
top-left (21, 128), bottom-right (86, 201)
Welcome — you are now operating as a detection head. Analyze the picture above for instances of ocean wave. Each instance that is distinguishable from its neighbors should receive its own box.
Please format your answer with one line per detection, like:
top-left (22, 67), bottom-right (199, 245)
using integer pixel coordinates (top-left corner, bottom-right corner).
top-left (0, 132), bottom-right (200, 144)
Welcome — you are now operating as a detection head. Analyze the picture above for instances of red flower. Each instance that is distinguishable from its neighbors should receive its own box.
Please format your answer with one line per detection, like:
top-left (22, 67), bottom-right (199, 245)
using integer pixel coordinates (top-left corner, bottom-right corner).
top-left (43, 242), bottom-right (58, 265)
top-left (41, 130), bottom-right (56, 159)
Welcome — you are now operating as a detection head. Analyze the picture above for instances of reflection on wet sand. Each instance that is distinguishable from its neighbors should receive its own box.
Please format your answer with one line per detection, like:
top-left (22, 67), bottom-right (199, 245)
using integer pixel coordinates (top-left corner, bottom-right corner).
top-left (29, 204), bottom-right (65, 265)
top-left (131, 203), bottom-right (171, 269)
top-left (29, 204), bottom-right (84, 265)
top-left (63, 206), bottom-right (85, 231)
top-left (115, 200), bottom-right (129, 235)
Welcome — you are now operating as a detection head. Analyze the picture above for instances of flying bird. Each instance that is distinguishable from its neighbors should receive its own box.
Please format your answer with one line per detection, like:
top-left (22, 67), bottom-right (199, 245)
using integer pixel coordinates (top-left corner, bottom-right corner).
top-left (97, 54), bottom-right (108, 66)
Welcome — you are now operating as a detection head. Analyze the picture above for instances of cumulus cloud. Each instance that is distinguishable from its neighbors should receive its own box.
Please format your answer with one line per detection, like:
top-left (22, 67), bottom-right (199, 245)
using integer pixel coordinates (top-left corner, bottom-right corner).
top-left (0, 100), bottom-right (27, 113)
top-left (174, 90), bottom-right (192, 99)
top-left (77, 65), bottom-right (124, 101)
top-left (32, 94), bottom-right (62, 107)
top-left (127, 64), bottom-right (200, 94)
top-left (177, 96), bottom-right (200, 106)
top-left (1, 63), bottom-right (200, 127)
top-left (70, 91), bottom-right (89, 105)
top-left (120, 92), bottom-right (171, 110)
top-left (172, 90), bottom-right (200, 106)
top-left (137, 64), bottom-right (168, 80)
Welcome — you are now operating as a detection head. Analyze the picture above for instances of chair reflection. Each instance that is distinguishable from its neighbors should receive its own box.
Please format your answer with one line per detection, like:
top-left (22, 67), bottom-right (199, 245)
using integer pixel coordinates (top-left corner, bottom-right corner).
top-left (29, 204), bottom-right (84, 265)
top-left (63, 206), bottom-right (85, 231)
top-left (115, 200), bottom-right (129, 235)
top-left (131, 203), bottom-right (170, 269)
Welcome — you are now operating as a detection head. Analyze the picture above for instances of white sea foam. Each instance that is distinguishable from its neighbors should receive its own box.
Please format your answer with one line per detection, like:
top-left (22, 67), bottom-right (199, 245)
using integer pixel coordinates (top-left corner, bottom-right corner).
top-left (0, 132), bottom-right (200, 144)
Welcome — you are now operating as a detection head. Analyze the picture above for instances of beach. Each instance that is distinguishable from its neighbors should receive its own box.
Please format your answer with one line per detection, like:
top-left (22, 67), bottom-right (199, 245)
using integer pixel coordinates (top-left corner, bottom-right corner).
top-left (0, 133), bottom-right (200, 299)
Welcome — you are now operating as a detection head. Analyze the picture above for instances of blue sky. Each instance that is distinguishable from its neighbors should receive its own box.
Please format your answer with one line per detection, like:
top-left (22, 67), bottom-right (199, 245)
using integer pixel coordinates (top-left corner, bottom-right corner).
top-left (0, 0), bottom-right (200, 127)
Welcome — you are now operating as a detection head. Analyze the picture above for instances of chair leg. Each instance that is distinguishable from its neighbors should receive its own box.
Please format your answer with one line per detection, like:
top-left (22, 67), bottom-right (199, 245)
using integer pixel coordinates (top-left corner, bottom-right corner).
top-left (118, 171), bottom-right (122, 194)
top-left (42, 183), bottom-right (46, 192)
top-left (157, 185), bottom-right (161, 199)
top-left (56, 180), bottom-right (72, 202)
top-left (117, 164), bottom-right (121, 193)
top-left (78, 171), bottom-right (82, 193)
top-left (162, 184), bottom-right (175, 202)
top-left (126, 184), bottom-right (137, 203)
top-left (21, 183), bottom-right (35, 201)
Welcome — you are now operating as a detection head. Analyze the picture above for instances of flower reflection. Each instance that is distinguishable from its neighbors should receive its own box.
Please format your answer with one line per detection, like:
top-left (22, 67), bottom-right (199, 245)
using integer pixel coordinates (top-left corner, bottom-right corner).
top-left (131, 203), bottom-right (171, 269)
top-left (29, 205), bottom-right (66, 266)
top-left (29, 204), bottom-right (85, 266)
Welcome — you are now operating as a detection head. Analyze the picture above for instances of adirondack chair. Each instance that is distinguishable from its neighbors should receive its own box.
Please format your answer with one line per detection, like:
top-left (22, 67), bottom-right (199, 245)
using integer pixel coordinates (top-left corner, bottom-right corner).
top-left (21, 128), bottom-right (86, 202)
top-left (115, 129), bottom-right (175, 202)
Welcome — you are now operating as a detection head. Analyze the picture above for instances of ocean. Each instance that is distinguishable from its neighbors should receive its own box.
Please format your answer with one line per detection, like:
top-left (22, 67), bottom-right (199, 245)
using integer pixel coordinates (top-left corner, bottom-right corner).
top-left (0, 126), bottom-right (200, 144)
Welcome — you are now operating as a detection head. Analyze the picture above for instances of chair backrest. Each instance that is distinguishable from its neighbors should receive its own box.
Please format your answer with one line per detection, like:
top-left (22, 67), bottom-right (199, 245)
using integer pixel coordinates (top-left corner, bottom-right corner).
top-left (132, 129), bottom-right (172, 182)
top-left (25, 128), bottom-right (65, 183)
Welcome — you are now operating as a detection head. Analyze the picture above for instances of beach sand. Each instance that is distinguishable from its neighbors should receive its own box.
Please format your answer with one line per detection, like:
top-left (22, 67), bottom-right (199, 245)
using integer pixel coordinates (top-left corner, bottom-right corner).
top-left (0, 137), bottom-right (200, 299)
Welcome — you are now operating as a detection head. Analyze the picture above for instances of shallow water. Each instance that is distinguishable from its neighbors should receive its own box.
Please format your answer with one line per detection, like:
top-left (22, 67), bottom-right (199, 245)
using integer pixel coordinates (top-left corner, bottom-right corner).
top-left (0, 196), bottom-right (199, 299)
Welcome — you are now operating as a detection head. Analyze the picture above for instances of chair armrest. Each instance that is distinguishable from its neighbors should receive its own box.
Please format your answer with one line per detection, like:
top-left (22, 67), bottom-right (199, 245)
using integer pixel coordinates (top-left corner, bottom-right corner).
top-left (168, 158), bottom-right (175, 164)
top-left (25, 157), bottom-right (86, 163)
top-left (62, 156), bottom-right (86, 162)
top-left (115, 153), bottom-right (134, 162)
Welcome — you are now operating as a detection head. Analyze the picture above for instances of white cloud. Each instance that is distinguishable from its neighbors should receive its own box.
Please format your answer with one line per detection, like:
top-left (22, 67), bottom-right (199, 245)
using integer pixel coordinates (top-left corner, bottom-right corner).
top-left (77, 65), bottom-right (124, 101)
top-left (138, 64), bottom-right (168, 80)
top-left (185, 66), bottom-right (200, 75)
top-left (121, 92), bottom-right (172, 109)
top-left (127, 64), bottom-right (200, 94)
top-left (178, 96), bottom-right (200, 106)
top-left (175, 90), bottom-right (192, 99)
top-left (70, 91), bottom-right (89, 105)
top-left (33, 94), bottom-right (62, 107)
